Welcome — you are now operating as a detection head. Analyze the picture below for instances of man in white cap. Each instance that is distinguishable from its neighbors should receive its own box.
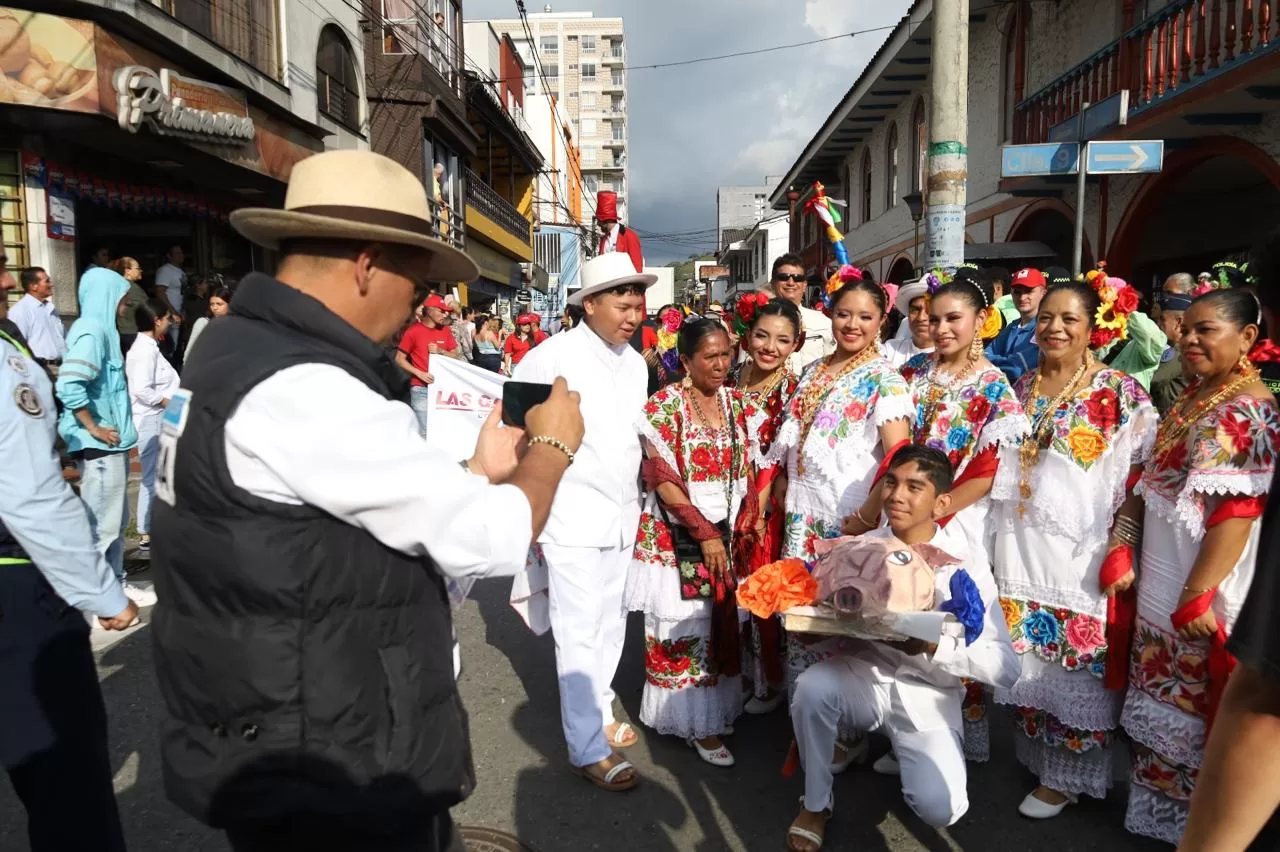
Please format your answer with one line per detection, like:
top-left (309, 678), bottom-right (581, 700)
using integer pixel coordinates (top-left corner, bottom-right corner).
top-left (513, 252), bottom-right (655, 793)
top-left (883, 275), bottom-right (935, 369)
top-left (149, 150), bottom-right (585, 851)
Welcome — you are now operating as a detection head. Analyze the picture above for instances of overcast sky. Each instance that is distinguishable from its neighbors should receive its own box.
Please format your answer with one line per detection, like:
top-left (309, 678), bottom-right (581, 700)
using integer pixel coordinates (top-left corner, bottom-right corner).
top-left (463, 0), bottom-right (912, 263)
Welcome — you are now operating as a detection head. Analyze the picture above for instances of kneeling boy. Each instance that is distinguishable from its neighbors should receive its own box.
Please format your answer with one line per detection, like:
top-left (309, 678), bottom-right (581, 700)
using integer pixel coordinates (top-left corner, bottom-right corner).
top-left (786, 446), bottom-right (1018, 851)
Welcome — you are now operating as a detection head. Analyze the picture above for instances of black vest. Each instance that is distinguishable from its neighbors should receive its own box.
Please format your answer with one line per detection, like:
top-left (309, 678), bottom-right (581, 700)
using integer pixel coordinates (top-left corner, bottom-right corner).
top-left (150, 273), bottom-right (472, 831)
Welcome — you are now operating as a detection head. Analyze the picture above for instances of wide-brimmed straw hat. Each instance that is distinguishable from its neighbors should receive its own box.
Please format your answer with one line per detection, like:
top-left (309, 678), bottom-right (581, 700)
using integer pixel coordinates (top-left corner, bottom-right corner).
top-left (895, 276), bottom-right (929, 316)
top-left (569, 253), bottom-right (657, 306)
top-left (230, 150), bottom-right (479, 283)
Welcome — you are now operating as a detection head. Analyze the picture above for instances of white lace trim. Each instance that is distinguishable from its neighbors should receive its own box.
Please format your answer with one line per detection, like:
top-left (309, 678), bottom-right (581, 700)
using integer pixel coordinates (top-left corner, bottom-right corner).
top-left (874, 392), bottom-right (916, 427)
top-left (1136, 469), bottom-right (1274, 542)
top-left (637, 413), bottom-right (683, 477)
top-left (994, 672), bottom-right (1122, 732)
top-left (994, 580), bottom-right (1107, 621)
top-left (1013, 732), bottom-right (1113, 799)
top-left (640, 672), bottom-right (742, 739)
top-left (744, 405), bottom-right (771, 470)
top-left (1124, 785), bottom-right (1187, 846)
top-left (962, 413), bottom-right (1030, 476)
top-left (1120, 689), bottom-right (1205, 769)
top-left (962, 715), bottom-right (989, 762)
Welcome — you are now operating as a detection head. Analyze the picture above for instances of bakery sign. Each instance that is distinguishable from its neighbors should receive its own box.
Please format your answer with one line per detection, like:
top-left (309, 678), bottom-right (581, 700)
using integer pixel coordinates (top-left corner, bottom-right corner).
top-left (113, 64), bottom-right (254, 144)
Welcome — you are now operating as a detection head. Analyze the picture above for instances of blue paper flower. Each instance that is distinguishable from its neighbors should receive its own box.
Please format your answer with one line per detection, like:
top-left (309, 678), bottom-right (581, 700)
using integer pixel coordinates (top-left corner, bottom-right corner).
top-left (1022, 609), bottom-right (1059, 650)
top-left (939, 570), bottom-right (985, 645)
top-left (946, 426), bottom-right (972, 450)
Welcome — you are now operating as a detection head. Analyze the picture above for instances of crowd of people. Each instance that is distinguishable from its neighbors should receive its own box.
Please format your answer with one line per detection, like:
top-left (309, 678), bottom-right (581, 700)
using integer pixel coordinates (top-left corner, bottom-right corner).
top-left (3, 148), bottom-right (1279, 852)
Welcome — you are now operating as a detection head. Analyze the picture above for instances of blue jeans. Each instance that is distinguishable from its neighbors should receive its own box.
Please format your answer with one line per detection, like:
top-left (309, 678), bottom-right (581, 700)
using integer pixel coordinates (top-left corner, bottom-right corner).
top-left (135, 413), bottom-right (162, 535)
top-left (409, 386), bottom-right (431, 440)
top-left (78, 452), bottom-right (129, 584)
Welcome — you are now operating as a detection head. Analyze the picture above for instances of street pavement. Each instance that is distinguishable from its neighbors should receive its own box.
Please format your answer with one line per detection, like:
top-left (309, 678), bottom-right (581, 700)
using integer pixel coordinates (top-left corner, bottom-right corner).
top-left (0, 569), bottom-right (1167, 852)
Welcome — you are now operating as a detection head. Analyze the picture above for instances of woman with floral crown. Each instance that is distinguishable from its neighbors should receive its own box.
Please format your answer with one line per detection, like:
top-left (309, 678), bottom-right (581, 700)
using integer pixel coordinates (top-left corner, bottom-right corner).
top-left (1120, 287), bottom-right (1280, 845)
top-left (726, 294), bottom-right (802, 715)
top-left (989, 277), bottom-right (1158, 819)
top-left (898, 273), bottom-right (1031, 762)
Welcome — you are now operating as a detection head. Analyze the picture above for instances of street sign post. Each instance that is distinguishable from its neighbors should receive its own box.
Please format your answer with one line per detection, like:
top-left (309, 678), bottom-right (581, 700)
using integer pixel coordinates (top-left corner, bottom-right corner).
top-left (1000, 143), bottom-right (1080, 178)
top-left (1085, 140), bottom-right (1165, 174)
top-left (1048, 90), bottom-right (1130, 144)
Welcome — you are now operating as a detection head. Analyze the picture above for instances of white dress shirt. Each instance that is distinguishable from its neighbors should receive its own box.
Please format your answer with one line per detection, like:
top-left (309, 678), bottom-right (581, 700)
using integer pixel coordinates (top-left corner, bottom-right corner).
top-left (513, 322), bottom-right (648, 548)
top-left (156, 262), bottom-right (185, 315)
top-left (792, 303), bottom-right (835, 373)
top-left (883, 336), bottom-right (934, 369)
top-left (125, 333), bottom-right (181, 417)
top-left (9, 293), bottom-right (65, 360)
top-left (221, 363), bottom-right (532, 580)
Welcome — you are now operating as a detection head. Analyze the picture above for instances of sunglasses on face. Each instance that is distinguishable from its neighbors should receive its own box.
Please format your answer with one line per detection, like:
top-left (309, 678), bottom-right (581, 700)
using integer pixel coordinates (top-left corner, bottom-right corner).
top-left (773, 273), bottom-right (806, 283)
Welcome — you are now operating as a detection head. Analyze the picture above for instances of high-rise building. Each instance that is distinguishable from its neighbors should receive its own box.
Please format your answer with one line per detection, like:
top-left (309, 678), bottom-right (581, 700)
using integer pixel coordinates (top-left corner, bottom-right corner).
top-left (716, 185), bottom-right (773, 251)
top-left (489, 9), bottom-right (629, 225)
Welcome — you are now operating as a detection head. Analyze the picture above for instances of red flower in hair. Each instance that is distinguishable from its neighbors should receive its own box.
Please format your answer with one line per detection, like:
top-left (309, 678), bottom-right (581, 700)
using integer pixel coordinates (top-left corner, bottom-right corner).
top-left (1114, 286), bottom-right (1139, 315)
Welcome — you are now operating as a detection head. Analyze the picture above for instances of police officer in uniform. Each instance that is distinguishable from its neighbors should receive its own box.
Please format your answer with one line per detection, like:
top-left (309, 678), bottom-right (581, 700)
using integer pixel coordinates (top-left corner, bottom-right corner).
top-left (0, 321), bottom-right (138, 851)
top-left (150, 151), bottom-right (584, 851)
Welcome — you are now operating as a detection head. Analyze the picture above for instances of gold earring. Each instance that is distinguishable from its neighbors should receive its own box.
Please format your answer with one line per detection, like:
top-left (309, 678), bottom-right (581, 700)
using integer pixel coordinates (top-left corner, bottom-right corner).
top-left (681, 375), bottom-right (693, 389)
top-left (969, 335), bottom-right (983, 359)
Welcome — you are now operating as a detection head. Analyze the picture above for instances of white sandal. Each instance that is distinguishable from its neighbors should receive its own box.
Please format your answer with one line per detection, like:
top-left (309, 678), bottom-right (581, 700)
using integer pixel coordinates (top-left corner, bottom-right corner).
top-left (831, 736), bottom-right (867, 774)
top-left (786, 797), bottom-right (831, 851)
top-left (688, 737), bottom-right (735, 767)
top-left (607, 722), bottom-right (638, 748)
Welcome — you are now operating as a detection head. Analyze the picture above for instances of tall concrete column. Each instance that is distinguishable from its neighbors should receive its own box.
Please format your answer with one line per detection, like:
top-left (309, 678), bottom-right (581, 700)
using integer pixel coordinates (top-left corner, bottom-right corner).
top-left (924, 0), bottom-right (969, 272)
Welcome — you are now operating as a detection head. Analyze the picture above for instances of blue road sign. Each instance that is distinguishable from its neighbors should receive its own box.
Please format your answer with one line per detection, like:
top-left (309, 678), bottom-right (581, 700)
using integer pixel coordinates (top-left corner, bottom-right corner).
top-left (1001, 143), bottom-right (1080, 178)
top-left (1048, 91), bottom-right (1131, 144)
top-left (1085, 140), bottom-right (1164, 174)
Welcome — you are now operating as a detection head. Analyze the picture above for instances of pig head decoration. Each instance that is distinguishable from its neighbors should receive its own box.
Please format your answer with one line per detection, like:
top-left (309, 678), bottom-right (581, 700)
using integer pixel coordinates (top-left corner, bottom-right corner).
top-left (811, 534), bottom-right (961, 617)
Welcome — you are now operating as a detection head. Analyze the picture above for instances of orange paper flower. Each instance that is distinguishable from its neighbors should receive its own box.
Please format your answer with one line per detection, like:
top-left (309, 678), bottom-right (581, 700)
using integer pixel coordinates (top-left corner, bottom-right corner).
top-left (735, 559), bottom-right (818, 618)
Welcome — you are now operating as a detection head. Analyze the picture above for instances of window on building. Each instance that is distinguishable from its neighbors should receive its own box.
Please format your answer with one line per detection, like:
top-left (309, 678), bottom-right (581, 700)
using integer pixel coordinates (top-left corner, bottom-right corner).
top-left (569, 91), bottom-right (578, 98)
top-left (610, 72), bottom-right (623, 87)
top-left (911, 98), bottom-right (927, 193)
top-left (581, 62), bottom-right (596, 80)
top-left (581, 91), bottom-right (596, 108)
top-left (544, 64), bottom-right (559, 81)
top-left (584, 174), bottom-right (599, 194)
top-left (164, 0), bottom-right (280, 79)
top-left (1002, 4), bottom-right (1026, 143)
top-left (540, 35), bottom-right (558, 54)
top-left (0, 151), bottom-right (27, 280)
top-left (581, 118), bottom-right (597, 135)
top-left (381, 0), bottom-right (422, 56)
top-left (885, 123), bottom-right (899, 209)
top-left (424, 135), bottom-right (462, 246)
top-left (317, 25), bottom-right (360, 131)
top-left (861, 149), bottom-right (873, 224)
top-left (568, 63), bottom-right (578, 71)
top-left (581, 34), bottom-right (596, 52)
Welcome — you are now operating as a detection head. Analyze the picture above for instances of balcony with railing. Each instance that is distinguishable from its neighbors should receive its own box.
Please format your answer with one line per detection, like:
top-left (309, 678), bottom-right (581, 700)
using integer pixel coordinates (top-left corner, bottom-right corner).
top-left (465, 167), bottom-right (533, 247)
top-left (152, 0), bottom-right (280, 79)
top-left (427, 195), bottom-right (467, 250)
top-left (604, 43), bottom-right (625, 65)
top-left (1015, 0), bottom-right (1280, 144)
top-left (603, 133), bottom-right (626, 149)
top-left (604, 74), bottom-right (625, 92)
top-left (379, 0), bottom-right (464, 97)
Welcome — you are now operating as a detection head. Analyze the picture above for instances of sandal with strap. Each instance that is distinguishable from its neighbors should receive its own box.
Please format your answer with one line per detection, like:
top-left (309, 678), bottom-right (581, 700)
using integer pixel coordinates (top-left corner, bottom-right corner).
top-left (571, 754), bottom-right (638, 792)
top-left (786, 798), bottom-right (831, 851)
top-left (605, 721), bottom-right (639, 749)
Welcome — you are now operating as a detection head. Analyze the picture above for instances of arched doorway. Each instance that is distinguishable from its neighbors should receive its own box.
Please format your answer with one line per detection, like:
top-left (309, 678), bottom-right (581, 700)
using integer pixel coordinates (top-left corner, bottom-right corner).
top-left (887, 255), bottom-right (916, 284)
top-left (1006, 202), bottom-right (1088, 271)
top-left (1109, 137), bottom-right (1280, 293)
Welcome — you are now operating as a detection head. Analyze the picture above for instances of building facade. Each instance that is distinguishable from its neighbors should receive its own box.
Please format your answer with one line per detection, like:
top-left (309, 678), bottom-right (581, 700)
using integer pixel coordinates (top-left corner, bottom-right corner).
top-left (2, 0), bottom-right (365, 317)
top-left (489, 9), bottom-right (629, 225)
top-left (716, 184), bottom-right (772, 252)
top-left (771, 0), bottom-right (1280, 292)
top-left (717, 212), bottom-right (791, 296)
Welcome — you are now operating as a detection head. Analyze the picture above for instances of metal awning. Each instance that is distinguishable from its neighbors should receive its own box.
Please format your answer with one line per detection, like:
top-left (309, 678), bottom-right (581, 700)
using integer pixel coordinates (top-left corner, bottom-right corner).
top-left (964, 241), bottom-right (1057, 263)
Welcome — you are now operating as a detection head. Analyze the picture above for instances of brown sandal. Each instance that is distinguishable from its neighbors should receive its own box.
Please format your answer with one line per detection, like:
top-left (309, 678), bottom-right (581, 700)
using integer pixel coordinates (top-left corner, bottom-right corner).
top-left (571, 753), bottom-right (638, 792)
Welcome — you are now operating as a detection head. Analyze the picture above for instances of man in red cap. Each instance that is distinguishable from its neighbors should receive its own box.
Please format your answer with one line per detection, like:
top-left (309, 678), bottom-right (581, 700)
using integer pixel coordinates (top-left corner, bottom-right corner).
top-left (985, 266), bottom-right (1047, 383)
top-left (596, 191), bottom-right (643, 273)
top-left (395, 292), bottom-right (460, 438)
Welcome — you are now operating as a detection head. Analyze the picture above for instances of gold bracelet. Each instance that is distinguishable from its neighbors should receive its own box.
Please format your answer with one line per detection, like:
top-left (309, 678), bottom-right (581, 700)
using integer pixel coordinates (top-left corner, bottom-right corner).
top-left (529, 435), bottom-right (575, 466)
top-left (1182, 584), bottom-right (1213, 596)
top-left (853, 506), bottom-right (874, 529)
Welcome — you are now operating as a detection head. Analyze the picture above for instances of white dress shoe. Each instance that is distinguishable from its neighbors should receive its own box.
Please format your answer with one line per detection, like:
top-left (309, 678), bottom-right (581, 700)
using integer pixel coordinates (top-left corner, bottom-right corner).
top-left (688, 737), bottom-right (735, 767)
top-left (831, 736), bottom-right (868, 774)
top-left (1018, 790), bottom-right (1076, 819)
top-left (744, 691), bottom-right (785, 715)
top-left (872, 751), bottom-right (900, 775)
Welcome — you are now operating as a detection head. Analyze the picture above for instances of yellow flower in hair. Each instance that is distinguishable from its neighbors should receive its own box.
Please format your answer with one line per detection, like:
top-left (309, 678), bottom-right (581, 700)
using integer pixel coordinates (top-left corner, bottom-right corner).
top-left (1095, 302), bottom-right (1127, 332)
top-left (979, 307), bottom-right (1003, 341)
top-left (1098, 286), bottom-right (1117, 305)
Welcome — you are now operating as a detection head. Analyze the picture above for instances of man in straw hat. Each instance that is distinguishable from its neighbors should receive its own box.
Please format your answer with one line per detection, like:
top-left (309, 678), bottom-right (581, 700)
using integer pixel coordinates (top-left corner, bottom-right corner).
top-left (511, 252), bottom-right (656, 792)
top-left (149, 150), bottom-right (585, 851)
top-left (883, 274), bottom-right (934, 369)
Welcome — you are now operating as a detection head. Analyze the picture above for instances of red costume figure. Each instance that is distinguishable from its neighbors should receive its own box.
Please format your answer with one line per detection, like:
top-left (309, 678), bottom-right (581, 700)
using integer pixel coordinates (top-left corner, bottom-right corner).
top-left (596, 191), bottom-right (643, 274)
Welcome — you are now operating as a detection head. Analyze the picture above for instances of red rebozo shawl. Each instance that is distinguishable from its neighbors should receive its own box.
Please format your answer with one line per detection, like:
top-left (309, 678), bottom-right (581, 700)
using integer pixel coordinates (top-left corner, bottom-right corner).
top-left (936, 446), bottom-right (1000, 529)
top-left (1169, 494), bottom-right (1266, 733)
top-left (641, 454), bottom-right (760, 678)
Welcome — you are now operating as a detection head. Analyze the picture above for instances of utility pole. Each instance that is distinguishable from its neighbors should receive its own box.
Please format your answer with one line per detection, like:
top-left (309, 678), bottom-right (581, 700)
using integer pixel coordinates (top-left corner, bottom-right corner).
top-left (924, 0), bottom-right (969, 273)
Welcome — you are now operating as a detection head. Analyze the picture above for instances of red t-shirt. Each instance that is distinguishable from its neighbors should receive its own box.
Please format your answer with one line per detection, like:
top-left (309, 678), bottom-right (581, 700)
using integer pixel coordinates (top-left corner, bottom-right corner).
top-left (503, 333), bottom-right (534, 366)
top-left (398, 321), bottom-right (457, 386)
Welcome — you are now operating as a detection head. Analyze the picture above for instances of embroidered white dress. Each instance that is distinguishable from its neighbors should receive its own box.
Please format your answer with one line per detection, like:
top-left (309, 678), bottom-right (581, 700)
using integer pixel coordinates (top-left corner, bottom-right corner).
top-left (991, 368), bottom-right (1157, 798)
top-left (1121, 394), bottom-right (1280, 845)
top-left (624, 384), bottom-right (755, 739)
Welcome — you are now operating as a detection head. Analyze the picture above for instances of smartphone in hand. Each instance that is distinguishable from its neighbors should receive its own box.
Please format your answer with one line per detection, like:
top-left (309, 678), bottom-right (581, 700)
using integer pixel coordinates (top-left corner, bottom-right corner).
top-left (502, 381), bottom-right (554, 428)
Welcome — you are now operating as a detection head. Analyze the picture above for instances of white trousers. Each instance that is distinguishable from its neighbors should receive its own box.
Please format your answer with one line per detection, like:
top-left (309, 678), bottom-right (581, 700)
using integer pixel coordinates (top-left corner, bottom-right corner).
top-left (544, 542), bottom-right (632, 768)
top-left (792, 656), bottom-right (969, 828)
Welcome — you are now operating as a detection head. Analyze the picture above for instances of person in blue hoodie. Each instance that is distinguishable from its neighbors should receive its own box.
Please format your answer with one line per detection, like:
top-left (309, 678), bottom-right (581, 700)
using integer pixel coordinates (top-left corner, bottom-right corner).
top-left (56, 268), bottom-right (154, 607)
top-left (985, 266), bottom-right (1047, 384)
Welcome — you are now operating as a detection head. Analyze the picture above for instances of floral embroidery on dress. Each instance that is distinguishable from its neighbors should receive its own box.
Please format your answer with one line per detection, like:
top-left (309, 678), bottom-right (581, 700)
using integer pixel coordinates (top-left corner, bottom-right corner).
top-left (1002, 597), bottom-right (1108, 678)
top-left (730, 364), bottom-right (799, 457)
top-left (1132, 745), bottom-right (1198, 802)
top-left (645, 636), bottom-right (718, 690)
top-left (1129, 619), bottom-right (1211, 720)
top-left (901, 355), bottom-right (1026, 472)
top-left (962, 680), bottom-right (986, 722)
top-left (782, 512), bottom-right (839, 562)
top-left (1013, 707), bottom-right (1113, 754)
top-left (1015, 370), bottom-right (1150, 471)
top-left (787, 358), bottom-right (911, 451)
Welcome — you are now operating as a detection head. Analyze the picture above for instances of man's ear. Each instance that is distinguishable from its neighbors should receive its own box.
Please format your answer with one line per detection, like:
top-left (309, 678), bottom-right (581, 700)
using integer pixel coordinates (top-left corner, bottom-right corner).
top-left (931, 492), bottom-right (953, 521)
top-left (355, 246), bottom-right (380, 297)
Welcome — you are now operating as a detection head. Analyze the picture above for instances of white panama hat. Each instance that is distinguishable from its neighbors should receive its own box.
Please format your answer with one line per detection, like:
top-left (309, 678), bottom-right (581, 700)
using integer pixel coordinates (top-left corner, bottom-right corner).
top-left (569, 253), bottom-right (658, 306)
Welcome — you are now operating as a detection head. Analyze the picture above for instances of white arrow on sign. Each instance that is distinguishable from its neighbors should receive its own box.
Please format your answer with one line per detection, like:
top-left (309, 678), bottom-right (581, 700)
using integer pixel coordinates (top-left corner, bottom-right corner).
top-left (1094, 144), bottom-right (1149, 170)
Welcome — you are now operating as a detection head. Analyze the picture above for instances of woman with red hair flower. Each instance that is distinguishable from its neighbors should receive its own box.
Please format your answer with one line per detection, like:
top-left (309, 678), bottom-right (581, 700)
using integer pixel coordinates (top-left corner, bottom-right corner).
top-left (1120, 287), bottom-right (1280, 845)
top-left (989, 280), bottom-right (1158, 820)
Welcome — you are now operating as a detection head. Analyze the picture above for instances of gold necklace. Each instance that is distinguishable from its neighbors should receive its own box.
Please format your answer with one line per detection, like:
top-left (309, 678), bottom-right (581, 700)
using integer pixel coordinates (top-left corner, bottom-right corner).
top-left (1152, 363), bottom-right (1259, 461)
top-left (739, 361), bottom-right (787, 399)
top-left (792, 344), bottom-right (880, 474)
top-left (1017, 355), bottom-right (1094, 510)
top-left (917, 350), bottom-right (981, 437)
top-left (687, 385), bottom-right (727, 433)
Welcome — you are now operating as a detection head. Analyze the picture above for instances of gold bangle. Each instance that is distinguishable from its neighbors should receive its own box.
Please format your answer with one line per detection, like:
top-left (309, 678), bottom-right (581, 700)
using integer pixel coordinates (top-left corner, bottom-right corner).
top-left (529, 435), bottom-right (575, 466)
top-left (1182, 584), bottom-right (1213, 595)
top-left (853, 506), bottom-right (874, 529)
